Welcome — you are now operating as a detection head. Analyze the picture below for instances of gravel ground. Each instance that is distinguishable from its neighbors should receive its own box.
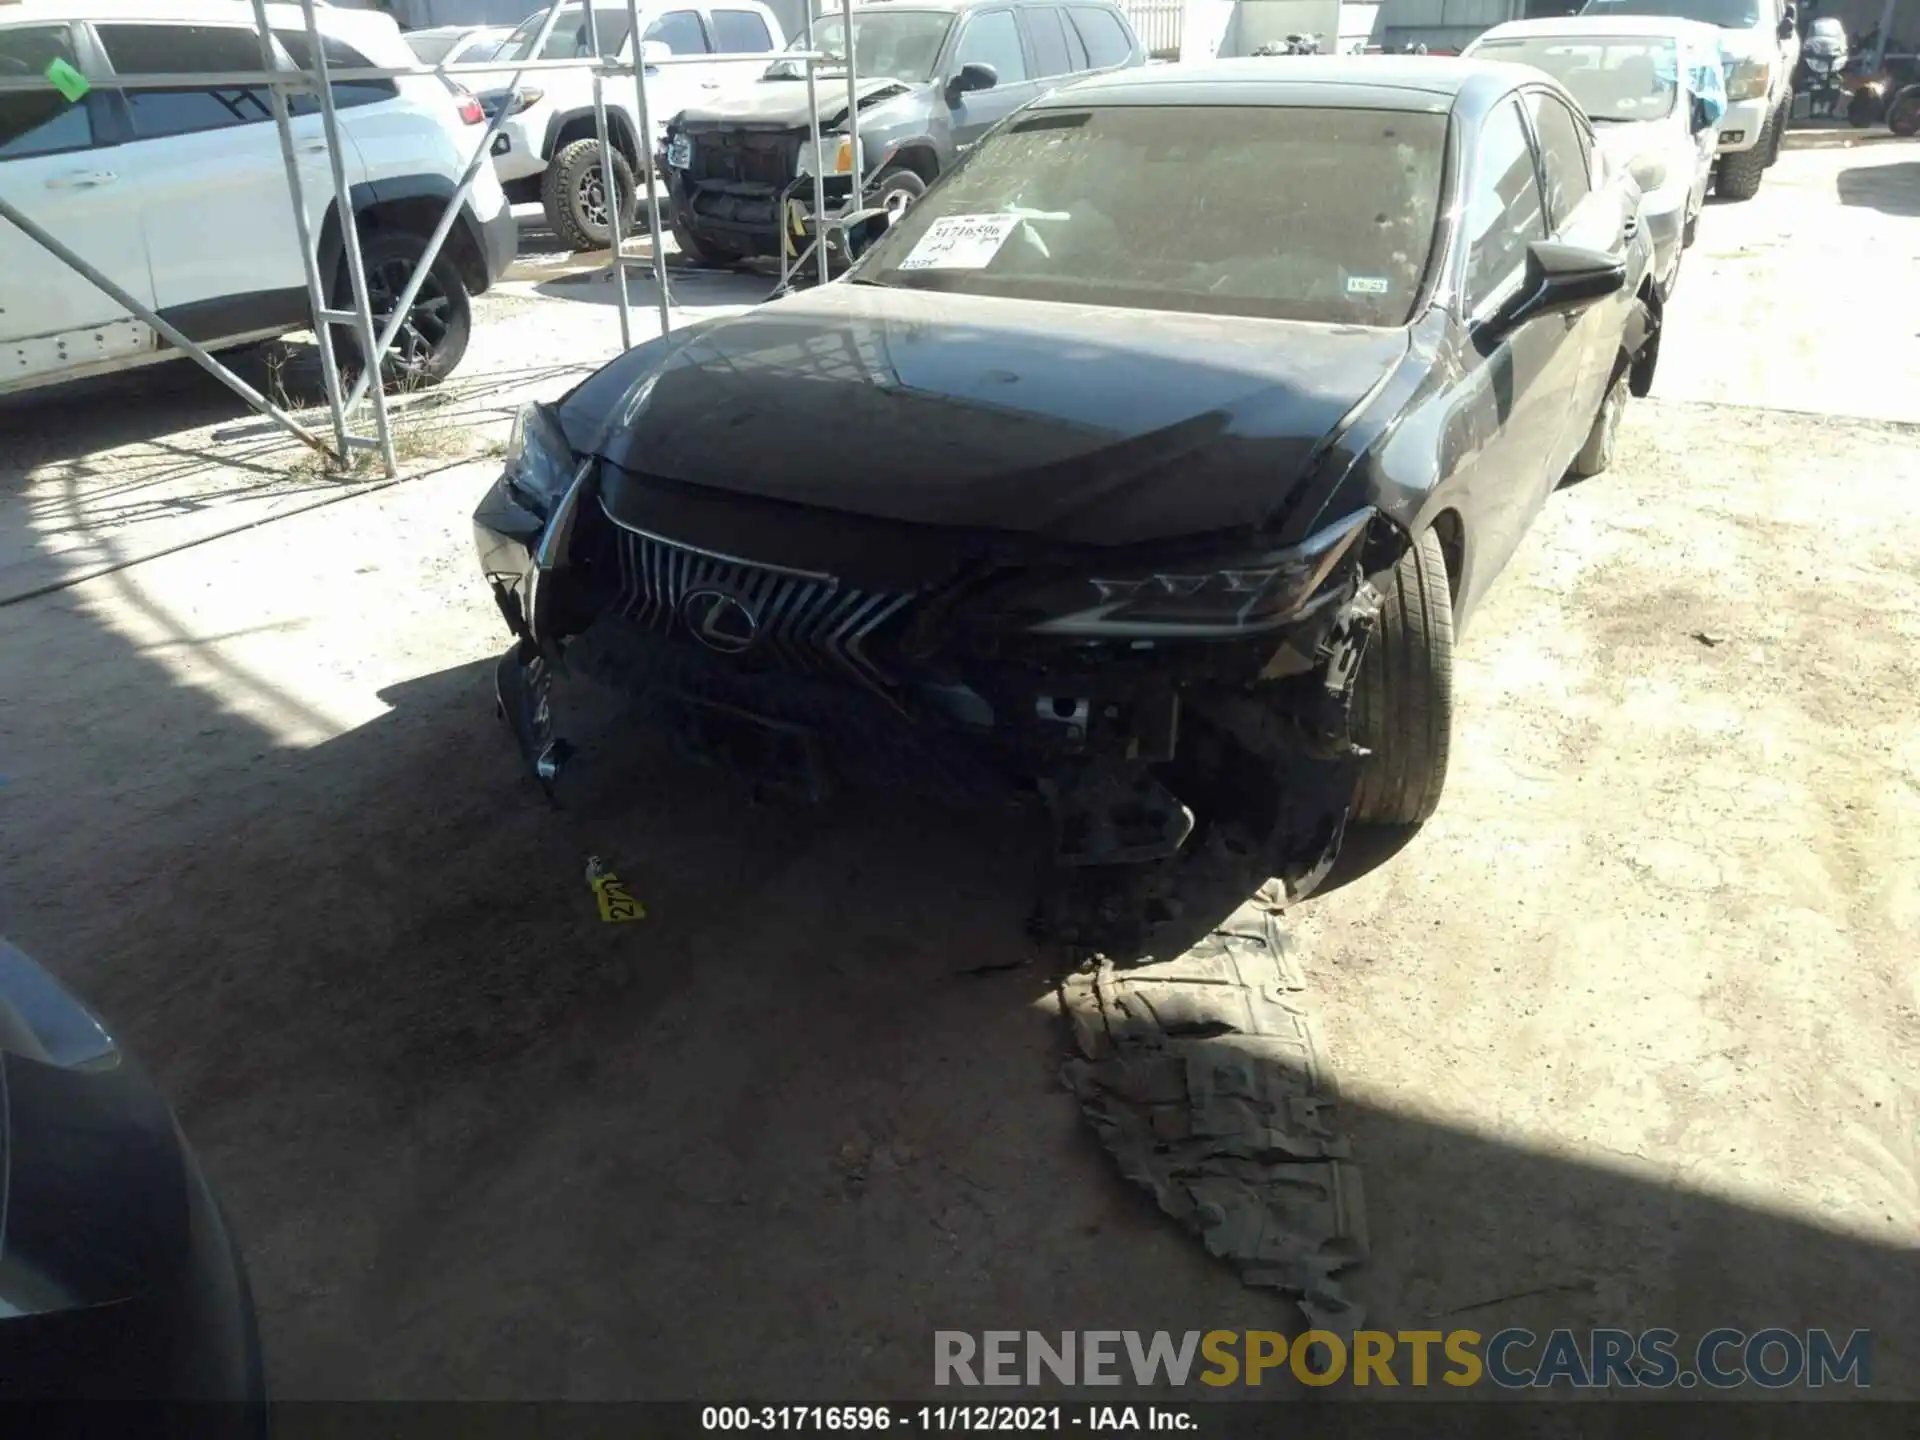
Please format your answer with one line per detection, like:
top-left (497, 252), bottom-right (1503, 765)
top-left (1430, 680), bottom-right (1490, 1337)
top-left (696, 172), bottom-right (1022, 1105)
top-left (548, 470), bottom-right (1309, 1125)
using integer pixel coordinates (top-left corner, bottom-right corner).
top-left (0, 146), bottom-right (1915, 1400)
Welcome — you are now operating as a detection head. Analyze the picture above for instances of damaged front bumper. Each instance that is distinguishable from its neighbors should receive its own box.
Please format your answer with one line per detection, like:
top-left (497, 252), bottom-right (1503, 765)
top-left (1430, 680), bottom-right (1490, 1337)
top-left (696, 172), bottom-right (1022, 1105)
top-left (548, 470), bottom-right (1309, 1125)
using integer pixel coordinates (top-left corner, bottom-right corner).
top-left (474, 457), bottom-right (1385, 892)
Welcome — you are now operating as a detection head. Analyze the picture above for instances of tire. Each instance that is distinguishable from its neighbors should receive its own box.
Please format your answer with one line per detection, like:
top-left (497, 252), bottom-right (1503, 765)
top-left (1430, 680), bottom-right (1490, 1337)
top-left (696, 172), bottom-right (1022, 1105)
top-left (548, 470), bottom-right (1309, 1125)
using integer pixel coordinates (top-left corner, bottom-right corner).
top-left (868, 164), bottom-right (927, 218)
top-left (1567, 365), bottom-right (1628, 480)
top-left (336, 230), bottom-right (471, 388)
top-left (541, 138), bottom-right (636, 253)
top-left (1765, 101), bottom-right (1786, 165)
top-left (1350, 527), bottom-right (1454, 827)
top-left (1891, 93), bottom-right (1920, 137)
top-left (1715, 137), bottom-right (1767, 201)
top-left (1682, 205), bottom-right (1699, 248)
top-left (668, 212), bottom-right (736, 269)
top-left (1848, 91), bottom-right (1883, 128)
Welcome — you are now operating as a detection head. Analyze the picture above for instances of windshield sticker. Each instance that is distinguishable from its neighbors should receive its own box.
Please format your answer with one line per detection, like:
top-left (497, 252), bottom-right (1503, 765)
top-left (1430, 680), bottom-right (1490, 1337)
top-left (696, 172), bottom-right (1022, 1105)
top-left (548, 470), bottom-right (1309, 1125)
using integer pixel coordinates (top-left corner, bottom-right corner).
top-left (896, 215), bottom-right (1022, 271)
top-left (1346, 276), bottom-right (1391, 296)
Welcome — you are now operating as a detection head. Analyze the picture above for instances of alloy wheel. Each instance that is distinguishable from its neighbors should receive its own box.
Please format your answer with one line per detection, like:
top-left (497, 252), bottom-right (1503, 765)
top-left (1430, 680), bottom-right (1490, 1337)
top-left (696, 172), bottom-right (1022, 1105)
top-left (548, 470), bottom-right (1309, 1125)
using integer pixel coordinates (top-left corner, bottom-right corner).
top-left (365, 257), bottom-right (451, 374)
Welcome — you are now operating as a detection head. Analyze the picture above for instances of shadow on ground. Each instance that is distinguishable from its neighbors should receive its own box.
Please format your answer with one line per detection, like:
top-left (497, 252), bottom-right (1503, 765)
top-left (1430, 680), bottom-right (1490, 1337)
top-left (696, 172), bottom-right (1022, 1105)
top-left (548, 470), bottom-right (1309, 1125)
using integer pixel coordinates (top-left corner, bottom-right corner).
top-left (1836, 159), bottom-right (1920, 215)
top-left (2, 556), bottom-right (1914, 1400)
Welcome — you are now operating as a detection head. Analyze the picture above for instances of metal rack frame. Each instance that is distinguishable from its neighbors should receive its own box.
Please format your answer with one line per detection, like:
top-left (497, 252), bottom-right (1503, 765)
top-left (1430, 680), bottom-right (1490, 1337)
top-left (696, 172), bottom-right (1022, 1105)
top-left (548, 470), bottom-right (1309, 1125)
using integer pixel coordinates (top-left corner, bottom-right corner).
top-left (0, 0), bottom-right (861, 473)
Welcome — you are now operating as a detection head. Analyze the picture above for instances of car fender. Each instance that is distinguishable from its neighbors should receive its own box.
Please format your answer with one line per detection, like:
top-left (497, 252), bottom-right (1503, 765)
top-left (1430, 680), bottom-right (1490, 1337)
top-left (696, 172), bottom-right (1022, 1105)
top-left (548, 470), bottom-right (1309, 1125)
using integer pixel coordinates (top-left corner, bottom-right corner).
top-left (541, 104), bottom-right (643, 163)
top-left (316, 174), bottom-right (490, 292)
top-left (865, 130), bottom-right (944, 178)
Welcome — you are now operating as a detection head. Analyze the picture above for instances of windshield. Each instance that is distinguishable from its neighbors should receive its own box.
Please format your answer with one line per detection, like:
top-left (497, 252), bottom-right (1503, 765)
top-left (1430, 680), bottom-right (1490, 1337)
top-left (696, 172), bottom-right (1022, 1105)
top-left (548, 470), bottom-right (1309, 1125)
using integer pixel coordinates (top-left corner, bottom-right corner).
top-left (855, 105), bottom-right (1447, 326)
top-left (765, 10), bottom-right (953, 82)
top-left (503, 7), bottom-right (632, 60)
top-left (1476, 36), bottom-right (1680, 121)
top-left (1581, 0), bottom-right (1758, 32)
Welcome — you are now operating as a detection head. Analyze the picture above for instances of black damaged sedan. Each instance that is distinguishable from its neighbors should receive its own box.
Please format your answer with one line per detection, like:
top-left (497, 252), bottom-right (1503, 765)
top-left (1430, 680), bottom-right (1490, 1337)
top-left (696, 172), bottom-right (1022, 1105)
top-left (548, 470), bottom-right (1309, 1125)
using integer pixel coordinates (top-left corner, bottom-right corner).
top-left (476, 58), bottom-right (1658, 895)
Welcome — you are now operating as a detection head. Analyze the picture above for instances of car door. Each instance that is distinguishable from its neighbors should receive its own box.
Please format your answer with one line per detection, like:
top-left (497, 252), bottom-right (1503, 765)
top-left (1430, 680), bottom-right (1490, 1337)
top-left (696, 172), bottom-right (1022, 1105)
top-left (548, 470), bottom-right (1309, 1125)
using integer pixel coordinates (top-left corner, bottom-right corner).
top-left (91, 20), bottom-right (362, 344)
top-left (1063, 5), bottom-right (1137, 74)
top-left (703, 6), bottom-right (782, 103)
top-left (943, 8), bottom-right (1041, 151)
top-left (0, 19), bottom-right (157, 382)
top-left (633, 7), bottom-right (713, 132)
top-left (1523, 86), bottom-right (1625, 476)
top-left (1446, 93), bottom-right (1583, 618)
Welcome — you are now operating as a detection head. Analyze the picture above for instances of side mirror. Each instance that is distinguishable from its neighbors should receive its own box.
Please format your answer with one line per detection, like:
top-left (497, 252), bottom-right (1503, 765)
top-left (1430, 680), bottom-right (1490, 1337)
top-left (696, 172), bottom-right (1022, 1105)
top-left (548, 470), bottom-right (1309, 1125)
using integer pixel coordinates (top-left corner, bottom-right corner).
top-left (1778, 16), bottom-right (1796, 38)
top-left (945, 61), bottom-right (998, 104)
top-left (641, 39), bottom-right (671, 66)
top-left (1491, 240), bottom-right (1626, 335)
top-left (830, 205), bottom-right (894, 264)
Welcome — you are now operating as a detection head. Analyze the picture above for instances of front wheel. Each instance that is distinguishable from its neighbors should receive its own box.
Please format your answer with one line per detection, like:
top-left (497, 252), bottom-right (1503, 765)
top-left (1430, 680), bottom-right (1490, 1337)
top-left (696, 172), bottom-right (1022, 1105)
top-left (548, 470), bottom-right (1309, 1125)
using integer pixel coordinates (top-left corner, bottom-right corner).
top-left (1350, 527), bottom-right (1454, 827)
top-left (337, 229), bottom-right (472, 387)
top-left (1716, 139), bottom-right (1767, 201)
top-left (542, 138), bottom-right (636, 253)
top-left (1890, 92), bottom-right (1920, 137)
top-left (868, 164), bottom-right (927, 218)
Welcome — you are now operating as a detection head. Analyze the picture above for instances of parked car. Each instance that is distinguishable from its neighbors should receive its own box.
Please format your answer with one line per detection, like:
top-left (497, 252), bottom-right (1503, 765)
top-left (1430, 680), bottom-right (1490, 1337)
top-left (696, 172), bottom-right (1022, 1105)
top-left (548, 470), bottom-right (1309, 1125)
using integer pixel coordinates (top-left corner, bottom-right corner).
top-left (0, 937), bottom-right (264, 1423)
top-left (0, 0), bottom-right (516, 396)
top-left (1579, 0), bottom-right (1799, 200)
top-left (474, 58), bottom-right (1659, 891)
top-left (471, 0), bottom-right (787, 251)
top-left (404, 22), bottom-right (516, 67)
top-left (1466, 15), bottom-right (1725, 295)
top-left (661, 0), bottom-right (1146, 268)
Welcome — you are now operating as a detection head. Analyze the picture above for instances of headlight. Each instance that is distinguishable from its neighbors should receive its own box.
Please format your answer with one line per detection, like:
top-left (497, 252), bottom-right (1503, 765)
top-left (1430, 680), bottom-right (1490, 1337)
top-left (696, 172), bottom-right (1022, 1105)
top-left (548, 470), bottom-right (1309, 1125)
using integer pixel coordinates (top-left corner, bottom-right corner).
top-left (502, 401), bottom-right (575, 510)
top-left (1725, 58), bottom-right (1771, 101)
top-left (666, 130), bottom-right (691, 169)
top-left (1627, 155), bottom-right (1669, 194)
top-left (505, 86), bottom-right (544, 113)
top-left (796, 133), bottom-right (863, 178)
top-left (1016, 511), bottom-right (1373, 639)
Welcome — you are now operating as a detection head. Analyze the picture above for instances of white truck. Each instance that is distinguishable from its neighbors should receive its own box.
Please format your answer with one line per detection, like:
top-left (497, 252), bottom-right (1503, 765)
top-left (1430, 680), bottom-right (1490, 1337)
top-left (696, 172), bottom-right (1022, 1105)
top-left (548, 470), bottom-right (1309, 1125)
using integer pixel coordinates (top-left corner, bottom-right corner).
top-left (472, 0), bottom-right (787, 251)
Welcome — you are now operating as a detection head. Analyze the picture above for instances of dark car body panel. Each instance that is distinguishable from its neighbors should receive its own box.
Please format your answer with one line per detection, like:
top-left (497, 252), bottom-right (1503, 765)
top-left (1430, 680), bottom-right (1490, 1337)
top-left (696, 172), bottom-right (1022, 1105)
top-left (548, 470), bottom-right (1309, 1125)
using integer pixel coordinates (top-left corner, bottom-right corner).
top-left (0, 940), bottom-right (265, 1421)
top-left (577, 285), bottom-right (1412, 548)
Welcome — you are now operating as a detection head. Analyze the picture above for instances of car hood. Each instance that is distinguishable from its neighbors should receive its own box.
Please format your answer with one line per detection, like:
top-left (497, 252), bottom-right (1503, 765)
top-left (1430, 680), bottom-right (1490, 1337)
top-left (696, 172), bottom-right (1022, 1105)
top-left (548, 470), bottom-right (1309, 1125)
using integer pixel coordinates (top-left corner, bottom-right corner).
top-left (674, 75), bottom-right (917, 130)
top-left (561, 283), bottom-right (1410, 548)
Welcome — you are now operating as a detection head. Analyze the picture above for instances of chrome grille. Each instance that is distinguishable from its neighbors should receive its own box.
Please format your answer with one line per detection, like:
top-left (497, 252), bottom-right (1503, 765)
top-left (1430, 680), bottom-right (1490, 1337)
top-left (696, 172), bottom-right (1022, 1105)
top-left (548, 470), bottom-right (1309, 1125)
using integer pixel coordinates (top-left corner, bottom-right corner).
top-left (610, 523), bottom-right (914, 698)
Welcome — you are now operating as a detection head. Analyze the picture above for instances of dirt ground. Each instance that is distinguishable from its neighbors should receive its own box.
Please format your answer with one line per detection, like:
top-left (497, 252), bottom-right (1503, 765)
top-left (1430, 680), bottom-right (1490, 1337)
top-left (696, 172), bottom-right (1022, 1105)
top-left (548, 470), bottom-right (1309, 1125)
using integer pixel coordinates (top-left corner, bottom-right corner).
top-left (0, 148), bottom-right (1916, 1401)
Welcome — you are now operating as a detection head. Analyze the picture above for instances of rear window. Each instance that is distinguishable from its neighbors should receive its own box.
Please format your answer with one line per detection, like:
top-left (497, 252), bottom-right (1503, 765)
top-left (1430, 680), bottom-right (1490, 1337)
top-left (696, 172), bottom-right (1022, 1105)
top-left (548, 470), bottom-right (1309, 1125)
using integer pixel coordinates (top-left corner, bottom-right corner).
top-left (711, 9), bottom-right (774, 52)
top-left (276, 30), bottom-right (400, 109)
top-left (1066, 7), bottom-right (1132, 68)
top-left (856, 104), bottom-right (1447, 327)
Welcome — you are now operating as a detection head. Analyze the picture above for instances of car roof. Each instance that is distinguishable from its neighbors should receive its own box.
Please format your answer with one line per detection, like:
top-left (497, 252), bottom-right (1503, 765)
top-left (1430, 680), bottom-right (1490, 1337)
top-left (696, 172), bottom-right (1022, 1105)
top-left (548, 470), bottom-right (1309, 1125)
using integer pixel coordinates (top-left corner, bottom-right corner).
top-left (1038, 56), bottom-right (1524, 113)
top-left (1473, 14), bottom-right (1724, 41)
top-left (845, 0), bottom-right (1116, 11)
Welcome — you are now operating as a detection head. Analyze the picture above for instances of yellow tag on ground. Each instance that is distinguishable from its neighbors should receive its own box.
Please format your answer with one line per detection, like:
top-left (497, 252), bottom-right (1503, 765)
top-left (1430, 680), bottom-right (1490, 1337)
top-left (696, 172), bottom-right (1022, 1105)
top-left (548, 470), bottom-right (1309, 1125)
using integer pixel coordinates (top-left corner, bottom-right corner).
top-left (591, 872), bottom-right (645, 923)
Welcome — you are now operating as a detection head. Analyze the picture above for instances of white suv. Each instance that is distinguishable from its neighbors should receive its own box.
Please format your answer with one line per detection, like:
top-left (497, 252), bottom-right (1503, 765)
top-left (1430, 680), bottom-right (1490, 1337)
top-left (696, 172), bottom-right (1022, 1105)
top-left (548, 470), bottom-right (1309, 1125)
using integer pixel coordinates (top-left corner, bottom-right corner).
top-left (0, 0), bottom-right (516, 397)
top-left (474, 1), bottom-right (785, 251)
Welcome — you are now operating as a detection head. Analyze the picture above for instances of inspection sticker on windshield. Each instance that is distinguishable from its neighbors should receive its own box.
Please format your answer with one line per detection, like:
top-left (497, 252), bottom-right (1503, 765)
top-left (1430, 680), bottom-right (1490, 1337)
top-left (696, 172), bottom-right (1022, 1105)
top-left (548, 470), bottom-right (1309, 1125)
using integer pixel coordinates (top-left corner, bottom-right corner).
top-left (896, 214), bottom-right (1021, 271)
top-left (1346, 275), bottom-right (1391, 296)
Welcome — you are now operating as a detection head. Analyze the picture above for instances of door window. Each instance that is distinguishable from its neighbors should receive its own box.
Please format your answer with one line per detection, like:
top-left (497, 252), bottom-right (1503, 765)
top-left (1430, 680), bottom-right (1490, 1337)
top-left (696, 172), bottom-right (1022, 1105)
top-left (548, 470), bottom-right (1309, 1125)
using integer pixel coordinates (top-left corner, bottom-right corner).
top-left (98, 23), bottom-right (278, 139)
top-left (1066, 7), bottom-right (1131, 68)
top-left (276, 31), bottom-right (400, 111)
top-left (0, 25), bottom-right (96, 159)
top-left (710, 9), bottom-right (774, 52)
top-left (1463, 96), bottom-right (1547, 315)
top-left (645, 10), bottom-right (711, 54)
top-left (953, 10), bottom-right (1028, 83)
top-left (1025, 8), bottom-right (1079, 77)
top-left (1526, 90), bottom-right (1592, 227)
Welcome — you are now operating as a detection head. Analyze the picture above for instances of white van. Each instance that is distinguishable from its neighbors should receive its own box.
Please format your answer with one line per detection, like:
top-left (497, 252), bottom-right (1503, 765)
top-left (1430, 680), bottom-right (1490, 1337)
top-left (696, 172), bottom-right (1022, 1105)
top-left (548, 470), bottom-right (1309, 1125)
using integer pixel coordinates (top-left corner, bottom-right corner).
top-left (1580, 0), bottom-right (1799, 200)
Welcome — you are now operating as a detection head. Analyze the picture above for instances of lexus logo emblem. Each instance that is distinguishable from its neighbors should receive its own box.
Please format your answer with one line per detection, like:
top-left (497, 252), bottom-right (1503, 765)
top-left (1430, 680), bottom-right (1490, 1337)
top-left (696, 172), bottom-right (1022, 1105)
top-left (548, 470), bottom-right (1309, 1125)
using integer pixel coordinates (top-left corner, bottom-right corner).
top-left (680, 587), bottom-right (760, 654)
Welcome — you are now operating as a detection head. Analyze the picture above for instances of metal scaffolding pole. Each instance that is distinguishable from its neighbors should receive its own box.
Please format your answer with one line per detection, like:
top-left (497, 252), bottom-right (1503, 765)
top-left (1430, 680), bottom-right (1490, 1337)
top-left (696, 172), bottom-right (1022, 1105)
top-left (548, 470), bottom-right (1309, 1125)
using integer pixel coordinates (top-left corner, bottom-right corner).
top-left (0, 193), bottom-right (331, 454)
top-left (341, 0), bottom-right (574, 416)
top-left (583, 4), bottom-right (634, 352)
top-left (805, 47), bottom-right (832, 286)
top-left (250, 0), bottom-right (352, 460)
top-left (627, 0), bottom-right (673, 335)
top-left (840, 0), bottom-right (864, 213)
top-left (298, 0), bottom-right (396, 474)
